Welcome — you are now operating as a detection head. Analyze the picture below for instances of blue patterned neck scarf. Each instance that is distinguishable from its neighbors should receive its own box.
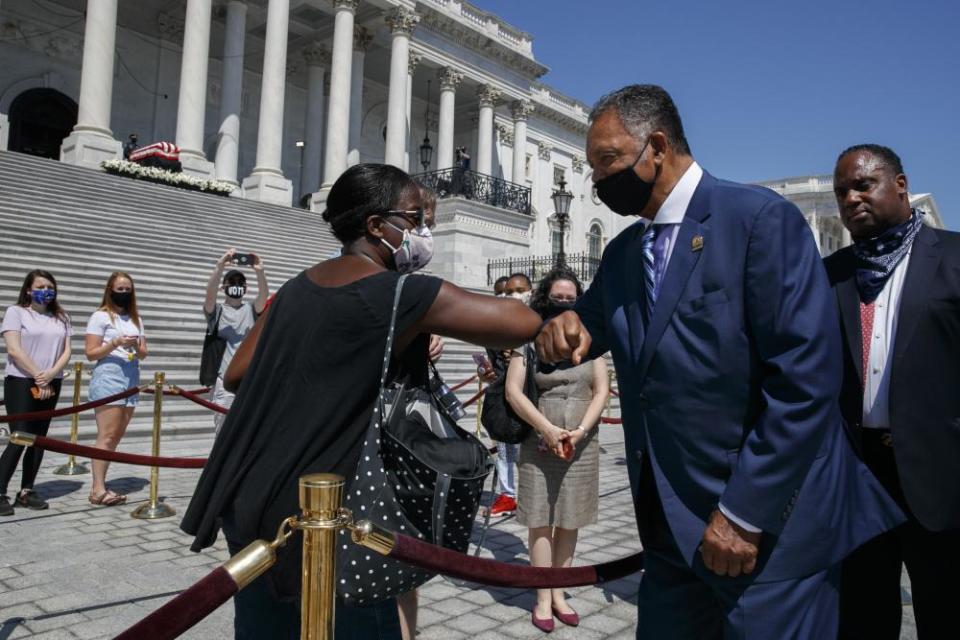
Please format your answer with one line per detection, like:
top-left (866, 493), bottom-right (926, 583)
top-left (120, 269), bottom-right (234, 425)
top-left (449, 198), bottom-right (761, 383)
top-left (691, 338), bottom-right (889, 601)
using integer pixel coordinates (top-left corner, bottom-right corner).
top-left (853, 209), bottom-right (923, 303)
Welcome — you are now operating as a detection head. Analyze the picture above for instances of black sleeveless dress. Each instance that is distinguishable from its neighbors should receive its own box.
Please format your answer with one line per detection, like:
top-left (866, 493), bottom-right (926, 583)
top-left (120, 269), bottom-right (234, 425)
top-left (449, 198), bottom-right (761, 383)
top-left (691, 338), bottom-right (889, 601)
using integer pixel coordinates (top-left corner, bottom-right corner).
top-left (181, 270), bottom-right (442, 598)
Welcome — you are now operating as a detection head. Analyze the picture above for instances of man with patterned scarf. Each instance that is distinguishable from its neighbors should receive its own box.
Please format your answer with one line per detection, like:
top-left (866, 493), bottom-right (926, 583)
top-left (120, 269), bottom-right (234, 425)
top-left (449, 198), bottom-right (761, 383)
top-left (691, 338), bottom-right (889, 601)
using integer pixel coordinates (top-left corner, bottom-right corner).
top-left (825, 144), bottom-right (960, 639)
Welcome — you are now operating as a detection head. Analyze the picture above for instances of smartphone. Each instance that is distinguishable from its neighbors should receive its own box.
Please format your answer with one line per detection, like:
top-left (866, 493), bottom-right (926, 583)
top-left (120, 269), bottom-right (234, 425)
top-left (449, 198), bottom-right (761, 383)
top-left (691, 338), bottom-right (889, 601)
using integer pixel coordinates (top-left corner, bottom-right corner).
top-left (232, 252), bottom-right (254, 266)
top-left (471, 352), bottom-right (491, 370)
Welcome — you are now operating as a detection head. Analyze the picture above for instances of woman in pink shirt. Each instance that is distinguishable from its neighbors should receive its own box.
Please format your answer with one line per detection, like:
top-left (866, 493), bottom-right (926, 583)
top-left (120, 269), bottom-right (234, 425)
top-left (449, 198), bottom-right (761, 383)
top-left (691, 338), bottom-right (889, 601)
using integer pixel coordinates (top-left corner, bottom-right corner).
top-left (0, 270), bottom-right (73, 516)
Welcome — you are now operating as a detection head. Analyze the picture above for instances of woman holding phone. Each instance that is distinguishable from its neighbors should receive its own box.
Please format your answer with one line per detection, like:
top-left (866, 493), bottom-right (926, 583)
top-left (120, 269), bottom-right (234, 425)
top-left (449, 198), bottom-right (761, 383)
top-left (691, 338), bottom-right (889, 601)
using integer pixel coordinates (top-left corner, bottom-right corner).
top-left (505, 267), bottom-right (608, 633)
top-left (85, 272), bottom-right (148, 506)
top-left (0, 269), bottom-right (72, 515)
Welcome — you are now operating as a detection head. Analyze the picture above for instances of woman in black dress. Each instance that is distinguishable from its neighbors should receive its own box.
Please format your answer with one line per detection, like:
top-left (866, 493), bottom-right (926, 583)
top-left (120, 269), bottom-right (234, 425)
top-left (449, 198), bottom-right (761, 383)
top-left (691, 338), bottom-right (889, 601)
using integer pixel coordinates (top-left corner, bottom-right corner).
top-left (181, 163), bottom-right (542, 639)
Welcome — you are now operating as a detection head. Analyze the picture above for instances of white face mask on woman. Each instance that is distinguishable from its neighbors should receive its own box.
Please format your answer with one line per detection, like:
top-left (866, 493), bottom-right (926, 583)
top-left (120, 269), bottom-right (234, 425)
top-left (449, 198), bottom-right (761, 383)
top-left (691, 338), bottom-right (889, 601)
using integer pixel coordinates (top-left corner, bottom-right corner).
top-left (508, 291), bottom-right (532, 305)
top-left (382, 221), bottom-right (434, 274)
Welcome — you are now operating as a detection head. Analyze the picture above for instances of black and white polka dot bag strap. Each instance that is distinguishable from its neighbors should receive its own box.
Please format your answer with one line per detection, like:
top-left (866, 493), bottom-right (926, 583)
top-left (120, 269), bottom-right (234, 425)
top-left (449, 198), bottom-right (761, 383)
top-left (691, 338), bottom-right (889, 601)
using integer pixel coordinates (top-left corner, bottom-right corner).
top-left (374, 273), bottom-right (408, 407)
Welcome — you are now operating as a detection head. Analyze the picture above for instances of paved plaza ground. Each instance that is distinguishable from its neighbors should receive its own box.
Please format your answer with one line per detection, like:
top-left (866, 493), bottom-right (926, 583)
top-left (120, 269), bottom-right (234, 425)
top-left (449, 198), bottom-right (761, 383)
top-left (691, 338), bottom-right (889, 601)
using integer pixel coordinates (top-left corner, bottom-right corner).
top-left (0, 424), bottom-right (917, 639)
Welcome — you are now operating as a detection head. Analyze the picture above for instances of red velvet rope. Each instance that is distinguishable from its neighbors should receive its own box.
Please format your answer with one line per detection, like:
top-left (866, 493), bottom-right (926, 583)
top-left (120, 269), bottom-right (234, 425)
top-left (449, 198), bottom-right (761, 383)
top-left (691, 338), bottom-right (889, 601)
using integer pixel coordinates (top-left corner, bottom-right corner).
top-left (389, 533), bottom-right (643, 588)
top-left (610, 388), bottom-right (620, 397)
top-left (172, 387), bottom-right (229, 414)
top-left (114, 566), bottom-right (238, 640)
top-left (142, 386), bottom-right (211, 396)
top-left (462, 388), bottom-right (486, 408)
top-left (24, 435), bottom-right (206, 468)
top-left (450, 374), bottom-right (478, 392)
top-left (600, 417), bottom-right (623, 424)
top-left (0, 386), bottom-right (141, 423)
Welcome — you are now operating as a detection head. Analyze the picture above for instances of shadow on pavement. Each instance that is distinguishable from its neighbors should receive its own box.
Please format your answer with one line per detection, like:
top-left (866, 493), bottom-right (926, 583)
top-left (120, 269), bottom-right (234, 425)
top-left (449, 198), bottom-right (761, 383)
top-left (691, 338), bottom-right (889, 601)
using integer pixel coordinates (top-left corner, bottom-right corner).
top-left (32, 479), bottom-right (83, 499)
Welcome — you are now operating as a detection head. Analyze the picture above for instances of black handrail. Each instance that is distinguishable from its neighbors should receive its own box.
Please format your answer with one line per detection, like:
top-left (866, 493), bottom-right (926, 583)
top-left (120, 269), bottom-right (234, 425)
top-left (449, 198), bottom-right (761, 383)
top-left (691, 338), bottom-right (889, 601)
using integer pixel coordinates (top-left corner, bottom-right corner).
top-left (413, 168), bottom-right (532, 216)
top-left (487, 252), bottom-right (601, 285)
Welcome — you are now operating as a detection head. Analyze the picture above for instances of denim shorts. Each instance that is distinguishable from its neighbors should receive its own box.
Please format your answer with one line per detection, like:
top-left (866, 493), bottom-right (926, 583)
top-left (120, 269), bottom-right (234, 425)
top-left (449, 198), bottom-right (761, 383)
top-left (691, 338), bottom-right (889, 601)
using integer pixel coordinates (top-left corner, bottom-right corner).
top-left (89, 358), bottom-right (140, 407)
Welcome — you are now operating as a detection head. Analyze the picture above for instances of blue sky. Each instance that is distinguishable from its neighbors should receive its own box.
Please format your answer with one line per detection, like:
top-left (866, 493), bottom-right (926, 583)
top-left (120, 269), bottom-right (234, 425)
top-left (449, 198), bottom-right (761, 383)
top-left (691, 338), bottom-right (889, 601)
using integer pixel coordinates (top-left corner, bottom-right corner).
top-left (479, 0), bottom-right (959, 228)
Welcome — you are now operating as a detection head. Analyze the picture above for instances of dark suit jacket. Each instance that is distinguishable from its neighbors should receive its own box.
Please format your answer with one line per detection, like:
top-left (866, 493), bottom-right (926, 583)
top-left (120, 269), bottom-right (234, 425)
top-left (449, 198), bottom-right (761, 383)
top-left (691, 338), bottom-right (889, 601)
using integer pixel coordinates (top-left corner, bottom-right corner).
top-left (576, 170), bottom-right (903, 582)
top-left (824, 224), bottom-right (960, 532)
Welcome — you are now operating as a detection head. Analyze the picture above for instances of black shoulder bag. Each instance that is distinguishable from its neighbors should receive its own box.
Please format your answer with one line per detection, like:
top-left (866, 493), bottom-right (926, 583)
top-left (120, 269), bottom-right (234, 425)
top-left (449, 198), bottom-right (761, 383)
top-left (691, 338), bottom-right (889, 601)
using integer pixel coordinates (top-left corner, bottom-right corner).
top-left (480, 345), bottom-right (539, 444)
top-left (199, 304), bottom-right (226, 387)
top-left (336, 275), bottom-right (493, 605)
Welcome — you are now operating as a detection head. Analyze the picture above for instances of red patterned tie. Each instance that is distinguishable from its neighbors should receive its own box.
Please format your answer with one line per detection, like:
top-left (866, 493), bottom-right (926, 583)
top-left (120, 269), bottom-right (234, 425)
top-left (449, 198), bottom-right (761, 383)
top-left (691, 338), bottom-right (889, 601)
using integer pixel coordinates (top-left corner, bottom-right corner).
top-left (860, 301), bottom-right (876, 385)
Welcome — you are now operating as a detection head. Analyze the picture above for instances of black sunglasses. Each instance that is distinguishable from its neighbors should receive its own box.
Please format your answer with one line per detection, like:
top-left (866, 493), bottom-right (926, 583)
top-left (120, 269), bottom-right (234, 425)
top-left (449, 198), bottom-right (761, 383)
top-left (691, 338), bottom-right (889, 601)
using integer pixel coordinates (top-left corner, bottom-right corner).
top-left (381, 208), bottom-right (429, 229)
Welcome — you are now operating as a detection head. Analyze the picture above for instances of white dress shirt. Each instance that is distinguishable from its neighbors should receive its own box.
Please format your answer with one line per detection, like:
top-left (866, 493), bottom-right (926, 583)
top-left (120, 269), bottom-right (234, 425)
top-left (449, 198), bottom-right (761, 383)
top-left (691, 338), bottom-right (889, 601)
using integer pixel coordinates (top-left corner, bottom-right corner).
top-left (648, 161), bottom-right (703, 265)
top-left (643, 161), bottom-right (760, 532)
top-left (862, 247), bottom-right (913, 428)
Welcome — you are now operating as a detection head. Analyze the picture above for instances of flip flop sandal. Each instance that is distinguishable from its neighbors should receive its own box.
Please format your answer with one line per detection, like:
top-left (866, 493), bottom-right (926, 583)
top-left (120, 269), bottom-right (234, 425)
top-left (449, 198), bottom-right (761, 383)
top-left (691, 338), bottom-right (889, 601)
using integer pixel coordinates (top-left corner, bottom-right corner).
top-left (89, 490), bottom-right (127, 506)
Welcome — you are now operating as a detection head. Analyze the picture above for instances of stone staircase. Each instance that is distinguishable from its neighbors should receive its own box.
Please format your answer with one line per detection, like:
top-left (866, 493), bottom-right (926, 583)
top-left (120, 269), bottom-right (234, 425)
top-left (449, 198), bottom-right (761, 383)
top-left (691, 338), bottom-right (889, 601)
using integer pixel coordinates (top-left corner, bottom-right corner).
top-left (0, 150), bottom-right (338, 438)
top-left (0, 151), bottom-right (619, 442)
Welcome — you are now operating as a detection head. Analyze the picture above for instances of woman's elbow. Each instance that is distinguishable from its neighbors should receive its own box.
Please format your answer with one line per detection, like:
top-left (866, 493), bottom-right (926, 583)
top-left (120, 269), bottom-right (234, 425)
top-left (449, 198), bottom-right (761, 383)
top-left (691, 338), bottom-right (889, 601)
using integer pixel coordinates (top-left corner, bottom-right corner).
top-left (504, 384), bottom-right (521, 408)
top-left (223, 376), bottom-right (239, 393)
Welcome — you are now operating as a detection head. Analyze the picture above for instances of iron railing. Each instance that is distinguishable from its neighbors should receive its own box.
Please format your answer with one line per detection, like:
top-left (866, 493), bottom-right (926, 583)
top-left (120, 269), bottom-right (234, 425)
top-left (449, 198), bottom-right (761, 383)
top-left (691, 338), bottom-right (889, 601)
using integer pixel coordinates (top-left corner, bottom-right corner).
top-left (412, 168), bottom-right (532, 216)
top-left (487, 252), bottom-right (601, 286)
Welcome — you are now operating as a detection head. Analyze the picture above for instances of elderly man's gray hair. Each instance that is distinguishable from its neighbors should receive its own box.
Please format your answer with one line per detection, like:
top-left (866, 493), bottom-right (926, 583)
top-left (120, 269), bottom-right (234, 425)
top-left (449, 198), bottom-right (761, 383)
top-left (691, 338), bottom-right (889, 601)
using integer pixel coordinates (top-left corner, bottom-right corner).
top-left (590, 84), bottom-right (691, 156)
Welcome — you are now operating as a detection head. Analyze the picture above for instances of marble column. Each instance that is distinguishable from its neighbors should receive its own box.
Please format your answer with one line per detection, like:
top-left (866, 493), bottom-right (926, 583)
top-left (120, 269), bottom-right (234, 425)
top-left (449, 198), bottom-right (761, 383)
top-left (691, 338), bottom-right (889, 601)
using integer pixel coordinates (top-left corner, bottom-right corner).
top-left (383, 7), bottom-right (419, 169)
top-left (60, 0), bottom-right (122, 166)
top-left (510, 100), bottom-right (533, 184)
top-left (404, 51), bottom-right (421, 172)
top-left (435, 66), bottom-right (462, 171)
top-left (175, 0), bottom-right (215, 176)
top-left (316, 0), bottom-right (358, 197)
top-left (475, 84), bottom-right (501, 176)
top-left (214, 0), bottom-right (247, 186)
top-left (242, 0), bottom-right (292, 204)
top-left (300, 43), bottom-right (330, 198)
top-left (347, 25), bottom-right (371, 167)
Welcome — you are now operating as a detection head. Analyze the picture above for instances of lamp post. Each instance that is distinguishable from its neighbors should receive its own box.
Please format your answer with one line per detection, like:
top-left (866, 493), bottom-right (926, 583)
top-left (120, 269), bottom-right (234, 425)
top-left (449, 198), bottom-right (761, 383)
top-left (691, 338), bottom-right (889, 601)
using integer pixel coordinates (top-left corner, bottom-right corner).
top-left (419, 79), bottom-right (433, 171)
top-left (552, 176), bottom-right (573, 267)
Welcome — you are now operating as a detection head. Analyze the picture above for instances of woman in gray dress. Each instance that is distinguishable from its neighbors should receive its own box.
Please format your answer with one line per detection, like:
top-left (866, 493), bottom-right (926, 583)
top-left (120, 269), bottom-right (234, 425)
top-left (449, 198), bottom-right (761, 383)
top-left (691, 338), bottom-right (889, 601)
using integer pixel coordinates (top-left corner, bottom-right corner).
top-left (505, 268), bottom-right (609, 633)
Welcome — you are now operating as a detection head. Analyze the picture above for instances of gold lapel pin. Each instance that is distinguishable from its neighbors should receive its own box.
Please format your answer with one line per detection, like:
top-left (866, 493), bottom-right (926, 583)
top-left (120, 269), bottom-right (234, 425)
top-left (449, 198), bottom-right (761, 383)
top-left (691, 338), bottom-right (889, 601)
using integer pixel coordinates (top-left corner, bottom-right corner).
top-left (691, 235), bottom-right (704, 252)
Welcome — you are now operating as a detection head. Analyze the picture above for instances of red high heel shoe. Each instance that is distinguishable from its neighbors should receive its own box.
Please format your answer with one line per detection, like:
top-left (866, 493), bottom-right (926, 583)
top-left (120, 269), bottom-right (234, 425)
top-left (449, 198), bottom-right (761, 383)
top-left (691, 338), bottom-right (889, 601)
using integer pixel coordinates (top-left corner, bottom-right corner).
top-left (552, 605), bottom-right (579, 627)
top-left (531, 608), bottom-right (555, 632)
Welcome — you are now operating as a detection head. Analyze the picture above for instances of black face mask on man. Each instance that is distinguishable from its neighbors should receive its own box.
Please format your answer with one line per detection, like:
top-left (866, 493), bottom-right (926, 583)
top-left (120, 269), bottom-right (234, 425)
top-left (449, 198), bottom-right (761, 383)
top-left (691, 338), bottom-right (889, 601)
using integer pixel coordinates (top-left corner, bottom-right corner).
top-left (225, 284), bottom-right (246, 299)
top-left (593, 139), bottom-right (659, 217)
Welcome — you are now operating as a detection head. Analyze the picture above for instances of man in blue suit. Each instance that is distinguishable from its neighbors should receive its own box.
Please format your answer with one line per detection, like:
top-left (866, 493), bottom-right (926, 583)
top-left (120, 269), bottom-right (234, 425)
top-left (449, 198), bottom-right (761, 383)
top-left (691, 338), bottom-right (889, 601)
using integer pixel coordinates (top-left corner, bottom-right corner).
top-left (536, 84), bottom-right (903, 638)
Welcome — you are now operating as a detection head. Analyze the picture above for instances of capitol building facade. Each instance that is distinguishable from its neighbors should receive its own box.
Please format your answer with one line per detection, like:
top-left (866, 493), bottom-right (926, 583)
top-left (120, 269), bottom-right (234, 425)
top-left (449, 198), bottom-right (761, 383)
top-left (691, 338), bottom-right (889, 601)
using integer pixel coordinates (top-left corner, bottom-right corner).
top-left (0, 0), bottom-right (943, 291)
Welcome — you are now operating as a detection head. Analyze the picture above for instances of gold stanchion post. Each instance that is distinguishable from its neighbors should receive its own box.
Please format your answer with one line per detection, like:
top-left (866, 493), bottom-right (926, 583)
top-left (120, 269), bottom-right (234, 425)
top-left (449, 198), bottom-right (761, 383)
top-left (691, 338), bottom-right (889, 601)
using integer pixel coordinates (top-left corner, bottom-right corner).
top-left (131, 372), bottom-right (175, 519)
top-left (605, 368), bottom-right (614, 422)
top-left (299, 473), bottom-right (343, 640)
top-left (54, 361), bottom-right (88, 475)
top-left (475, 378), bottom-right (484, 437)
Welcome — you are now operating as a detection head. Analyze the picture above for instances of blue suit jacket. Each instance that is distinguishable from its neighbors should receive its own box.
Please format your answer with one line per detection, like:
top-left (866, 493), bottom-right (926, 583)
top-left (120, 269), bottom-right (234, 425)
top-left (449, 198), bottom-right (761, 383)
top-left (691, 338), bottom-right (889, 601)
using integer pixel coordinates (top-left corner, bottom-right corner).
top-left (576, 170), bottom-right (903, 582)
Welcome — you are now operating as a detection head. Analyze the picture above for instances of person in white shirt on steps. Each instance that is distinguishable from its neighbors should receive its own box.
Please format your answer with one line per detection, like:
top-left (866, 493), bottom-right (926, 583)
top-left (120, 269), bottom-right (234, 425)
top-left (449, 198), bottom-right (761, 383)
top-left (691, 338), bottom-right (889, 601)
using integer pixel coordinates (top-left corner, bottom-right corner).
top-left (203, 249), bottom-right (269, 431)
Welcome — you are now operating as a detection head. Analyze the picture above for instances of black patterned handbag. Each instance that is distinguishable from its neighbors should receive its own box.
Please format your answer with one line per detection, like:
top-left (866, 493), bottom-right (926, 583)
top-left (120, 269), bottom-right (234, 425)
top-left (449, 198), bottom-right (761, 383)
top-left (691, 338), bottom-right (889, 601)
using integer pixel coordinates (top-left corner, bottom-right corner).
top-left (336, 275), bottom-right (493, 605)
top-left (479, 344), bottom-right (539, 444)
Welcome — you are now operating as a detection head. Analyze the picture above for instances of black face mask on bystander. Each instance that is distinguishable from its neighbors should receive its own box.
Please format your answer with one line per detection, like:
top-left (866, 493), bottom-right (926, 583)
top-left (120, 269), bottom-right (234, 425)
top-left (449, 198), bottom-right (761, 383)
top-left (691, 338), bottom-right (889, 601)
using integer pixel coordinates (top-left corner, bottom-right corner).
top-left (110, 291), bottom-right (132, 308)
top-left (544, 299), bottom-right (576, 320)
